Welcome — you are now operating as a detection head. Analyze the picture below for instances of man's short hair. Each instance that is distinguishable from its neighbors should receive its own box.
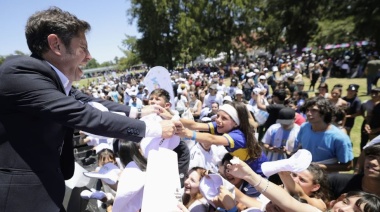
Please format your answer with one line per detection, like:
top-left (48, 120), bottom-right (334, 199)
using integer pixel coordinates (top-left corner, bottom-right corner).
top-left (272, 89), bottom-right (286, 101)
top-left (25, 7), bottom-right (91, 57)
top-left (149, 88), bottom-right (171, 103)
top-left (211, 102), bottom-right (219, 108)
top-left (302, 97), bottom-right (335, 124)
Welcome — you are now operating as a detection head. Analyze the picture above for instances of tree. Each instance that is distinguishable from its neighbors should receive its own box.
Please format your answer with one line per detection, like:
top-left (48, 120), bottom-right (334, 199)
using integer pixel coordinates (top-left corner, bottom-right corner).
top-left (14, 50), bottom-right (27, 55)
top-left (352, 0), bottom-right (380, 51)
top-left (129, 0), bottom-right (181, 70)
top-left (255, 1), bottom-right (286, 57)
top-left (311, 17), bottom-right (355, 47)
top-left (85, 58), bottom-right (100, 69)
top-left (118, 35), bottom-right (141, 71)
top-left (0, 55), bottom-right (5, 66)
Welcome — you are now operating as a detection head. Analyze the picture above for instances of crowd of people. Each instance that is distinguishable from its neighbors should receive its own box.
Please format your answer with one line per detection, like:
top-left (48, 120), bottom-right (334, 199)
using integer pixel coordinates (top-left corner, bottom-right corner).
top-left (1, 6), bottom-right (380, 212)
top-left (74, 50), bottom-right (380, 211)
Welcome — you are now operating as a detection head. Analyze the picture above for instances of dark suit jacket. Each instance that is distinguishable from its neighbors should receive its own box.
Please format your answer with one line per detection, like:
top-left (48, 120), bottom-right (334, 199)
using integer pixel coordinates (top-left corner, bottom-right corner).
top-left (0, 55), bottom-right (147, 211)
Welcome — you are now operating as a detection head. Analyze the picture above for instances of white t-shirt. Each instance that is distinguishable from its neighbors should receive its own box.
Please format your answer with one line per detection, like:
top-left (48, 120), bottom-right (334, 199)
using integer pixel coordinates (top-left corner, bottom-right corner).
top-left (189, 143), bottom-right (227, 173)
top-left (262, 123), bottom-right (300, 161)
top-left (174, 95), bottom-right (188, 111)
top-left (202, 93), bottom-right (223, 108)
top-left (217, 84), bottom-right (226, 96)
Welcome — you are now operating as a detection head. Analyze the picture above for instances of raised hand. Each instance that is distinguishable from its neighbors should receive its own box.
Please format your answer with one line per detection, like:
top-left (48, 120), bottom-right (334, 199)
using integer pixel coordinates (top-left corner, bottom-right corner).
top-left (159, 120), bottom-right (176, 138)
top-left (226, 157), bottom-right (255, 181)
top-left (141, 105), bottom-right (160, 117)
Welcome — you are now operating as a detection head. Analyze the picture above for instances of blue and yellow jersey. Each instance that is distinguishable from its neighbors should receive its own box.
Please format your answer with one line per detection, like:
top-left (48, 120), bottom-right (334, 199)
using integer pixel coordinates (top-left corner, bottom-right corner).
top-left (207, 121), bottom-right (267, 178)
top-left (207, 122), bottom-right (250, 161)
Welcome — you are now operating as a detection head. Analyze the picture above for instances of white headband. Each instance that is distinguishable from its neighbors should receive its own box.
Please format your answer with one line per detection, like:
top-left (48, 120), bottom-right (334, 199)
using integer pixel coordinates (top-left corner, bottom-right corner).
top-left (219, 104), bottom-right (240, 126)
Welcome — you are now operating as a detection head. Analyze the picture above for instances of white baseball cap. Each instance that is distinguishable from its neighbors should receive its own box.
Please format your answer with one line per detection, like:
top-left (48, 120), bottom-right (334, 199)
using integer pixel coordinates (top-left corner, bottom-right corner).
top-left (259, 75), bottom-right (266, 80)
top-left (246, 72), bottom-right (255, 78)
top-left (83, 163), bottom-right (121, 185)
top-left (235, 89), bottom-right (243, 95)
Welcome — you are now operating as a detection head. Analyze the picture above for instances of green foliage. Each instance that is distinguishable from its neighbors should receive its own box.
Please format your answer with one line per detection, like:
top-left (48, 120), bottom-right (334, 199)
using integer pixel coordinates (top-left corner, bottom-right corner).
top-left (0, 55), bottom-right (5, 65)
top-left (128, 0), bottom-right (180, 70)
top-left (123, 0), bottom-right (380, 68)
top-left (100, 61), bottom-right (114, 67)
top-left (311, 17), bottom-right (355, 46)
top-left (14, 50), bottom-right (27, 55)
top-left (351, 0), bottom-right (380, 50)
top-left (85, 58), bottom-right (100, 69)
top-left (118, 34), bottom-right (141, 71)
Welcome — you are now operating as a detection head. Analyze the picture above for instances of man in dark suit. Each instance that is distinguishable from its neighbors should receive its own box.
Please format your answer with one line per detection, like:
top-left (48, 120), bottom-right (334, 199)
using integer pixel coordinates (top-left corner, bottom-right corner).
top-left (0, 7), bottom-right (180, 212)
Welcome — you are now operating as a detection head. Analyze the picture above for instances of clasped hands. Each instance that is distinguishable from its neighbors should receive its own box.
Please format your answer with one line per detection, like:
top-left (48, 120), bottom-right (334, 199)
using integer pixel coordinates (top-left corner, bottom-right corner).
top-left (144, 105), bottom-right (186, 138)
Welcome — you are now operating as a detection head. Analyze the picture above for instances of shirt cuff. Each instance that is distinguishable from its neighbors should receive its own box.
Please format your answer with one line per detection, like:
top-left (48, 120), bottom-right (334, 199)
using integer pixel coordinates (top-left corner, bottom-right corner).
top-left (171, 114), bottom-right (180, 121)
top-left (144, 120), bottom-right (162, 137)
top-left (129, 107), bottom-right (138, 119)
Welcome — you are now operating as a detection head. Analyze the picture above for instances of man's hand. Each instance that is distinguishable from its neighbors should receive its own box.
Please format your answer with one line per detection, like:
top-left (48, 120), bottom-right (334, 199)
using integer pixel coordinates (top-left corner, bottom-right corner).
top-left (159, 120), bottom-right (177, 138)
top-left (174, 121), bottom-right (191, 138)
top-left (141, 105), bottom-right (160, 117)
top-left (154, 105), bottom-right (174, 120)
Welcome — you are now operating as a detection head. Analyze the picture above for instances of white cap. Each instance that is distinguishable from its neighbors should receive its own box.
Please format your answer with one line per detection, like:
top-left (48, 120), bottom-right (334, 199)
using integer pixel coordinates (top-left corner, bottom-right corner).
top-left (246, 72), bottom-right (255, 78)
top-left (252, 88), bottom-right (262, 94)
top-left (83, 163), bottom-right (121, 185)
top-left (259, 75), bottom-right (266, 80)
top-left (253, 69), bottom-right (260, 73)
top-left (272, 66), bottom-right (278, 72)
top-left (235, 89), bottom-right (243, 95)
top-left (223, 96), bottom-right (232, 102)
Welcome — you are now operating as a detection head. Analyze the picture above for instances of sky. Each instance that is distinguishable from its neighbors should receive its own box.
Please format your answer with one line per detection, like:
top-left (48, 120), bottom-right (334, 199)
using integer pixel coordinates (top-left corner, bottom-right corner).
top-left (0, 0), bottom-right (140, 63)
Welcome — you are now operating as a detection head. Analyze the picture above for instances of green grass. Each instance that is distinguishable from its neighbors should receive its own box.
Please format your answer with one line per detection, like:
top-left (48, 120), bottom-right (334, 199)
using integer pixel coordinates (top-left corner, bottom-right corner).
top-left (302, 76), bottom-right (369, 158)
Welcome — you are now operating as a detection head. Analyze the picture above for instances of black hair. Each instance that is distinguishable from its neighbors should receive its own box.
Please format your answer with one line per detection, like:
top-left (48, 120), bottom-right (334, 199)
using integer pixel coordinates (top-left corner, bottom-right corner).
top-left (118, 140), bottom-right (147, 171)
top-left (301, 97), bottom-right (335, 124)
top-left (345, 191), bottom-right (380, 212)
top-left (284, 98), bottom-right (297, 106)
top-left (333, 83), bottom-right (343, 89)
top-left (297, 91), bottom-right (309, 100)
top-left (331, 86), bottom-right (343, 98)
top-left (25, 7), bottom-right (91, 57)
top-left (273, 89), bottom-right (286, 101)
top-left (318, 82), bottom-right (329, 92)
top-left (97, 148), bottom-right (116, 166)
top-left (221, 152), bottom-right (233, 165)
top-left (333, 106), bottom-right (346, 125)
top-left (149, 88), bottom-right (171, 103)
top-left (211, 102), bottom-right (219, 108)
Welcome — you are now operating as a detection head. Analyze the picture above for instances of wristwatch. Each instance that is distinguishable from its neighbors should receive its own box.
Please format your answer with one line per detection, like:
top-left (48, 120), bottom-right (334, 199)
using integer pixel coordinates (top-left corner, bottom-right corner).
top-left (136, 108), bottom-right (142, 119)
